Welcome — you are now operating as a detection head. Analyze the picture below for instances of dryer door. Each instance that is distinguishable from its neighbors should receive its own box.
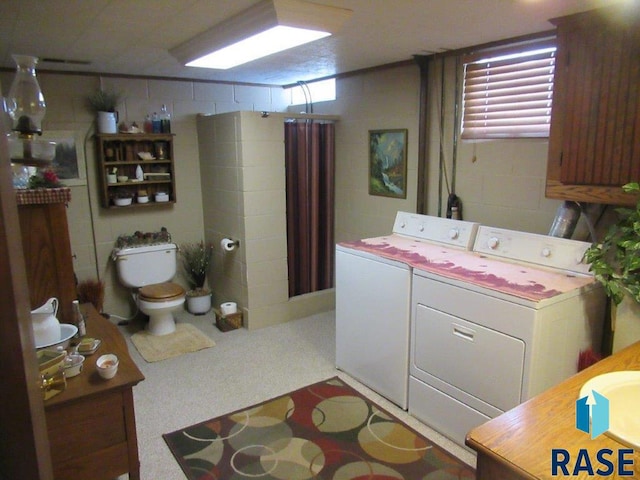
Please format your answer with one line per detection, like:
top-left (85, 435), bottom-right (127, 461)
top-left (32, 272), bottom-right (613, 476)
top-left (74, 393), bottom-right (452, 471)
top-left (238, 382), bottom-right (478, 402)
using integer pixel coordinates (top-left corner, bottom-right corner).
top-left (412, 303), bottom-right (525, 412)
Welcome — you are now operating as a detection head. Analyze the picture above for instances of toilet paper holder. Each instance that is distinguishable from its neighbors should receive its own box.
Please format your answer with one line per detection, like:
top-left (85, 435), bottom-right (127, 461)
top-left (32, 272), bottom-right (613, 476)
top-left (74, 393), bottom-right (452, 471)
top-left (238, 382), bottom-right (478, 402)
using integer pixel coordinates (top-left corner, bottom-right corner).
top-left (220, 237), bottom-right (240, 252)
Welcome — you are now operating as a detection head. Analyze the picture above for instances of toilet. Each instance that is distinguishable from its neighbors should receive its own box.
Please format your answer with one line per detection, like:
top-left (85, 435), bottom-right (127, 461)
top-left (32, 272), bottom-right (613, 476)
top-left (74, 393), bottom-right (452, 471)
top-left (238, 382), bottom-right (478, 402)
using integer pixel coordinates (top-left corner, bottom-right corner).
top-left (114, 243), bottom-right (185, 335)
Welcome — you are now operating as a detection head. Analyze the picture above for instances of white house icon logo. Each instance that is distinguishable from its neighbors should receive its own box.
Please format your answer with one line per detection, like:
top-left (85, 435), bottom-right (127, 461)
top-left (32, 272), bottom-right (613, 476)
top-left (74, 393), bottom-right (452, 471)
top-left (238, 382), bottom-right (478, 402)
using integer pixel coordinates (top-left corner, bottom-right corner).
top-left (576, 390), bottom-right (609, 439)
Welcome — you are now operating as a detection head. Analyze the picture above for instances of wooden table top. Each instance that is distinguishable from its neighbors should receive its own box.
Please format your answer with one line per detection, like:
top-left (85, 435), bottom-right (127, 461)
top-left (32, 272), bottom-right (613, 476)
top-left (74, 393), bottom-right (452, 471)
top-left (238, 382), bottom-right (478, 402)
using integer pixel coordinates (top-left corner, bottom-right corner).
top-left (44, 304), bottom-right (144, 410)
top-left (466, 342), bottom-right (640, 479)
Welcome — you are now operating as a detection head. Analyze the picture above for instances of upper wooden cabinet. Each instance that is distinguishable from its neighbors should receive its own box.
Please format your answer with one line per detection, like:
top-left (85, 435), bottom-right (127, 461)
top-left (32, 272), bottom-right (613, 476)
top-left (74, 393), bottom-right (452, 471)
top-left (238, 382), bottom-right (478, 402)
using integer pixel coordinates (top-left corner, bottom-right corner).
top-left (546, 5), bottom-right (640, 206)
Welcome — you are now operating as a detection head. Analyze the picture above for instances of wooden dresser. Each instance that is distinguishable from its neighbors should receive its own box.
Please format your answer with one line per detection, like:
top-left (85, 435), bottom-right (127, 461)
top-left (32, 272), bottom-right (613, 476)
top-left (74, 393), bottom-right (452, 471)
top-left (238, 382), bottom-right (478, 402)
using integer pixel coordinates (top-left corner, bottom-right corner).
top-left (44, 304), bottom-right (145, 480)
top-left (466, 342), bottom-right (640, 479)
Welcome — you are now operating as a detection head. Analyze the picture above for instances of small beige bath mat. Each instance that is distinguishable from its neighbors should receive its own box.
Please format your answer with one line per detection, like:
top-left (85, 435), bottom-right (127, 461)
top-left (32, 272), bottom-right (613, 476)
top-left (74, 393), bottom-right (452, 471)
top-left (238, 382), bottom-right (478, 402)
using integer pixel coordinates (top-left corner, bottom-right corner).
top-left (131, 323), bottom-right (215, 362)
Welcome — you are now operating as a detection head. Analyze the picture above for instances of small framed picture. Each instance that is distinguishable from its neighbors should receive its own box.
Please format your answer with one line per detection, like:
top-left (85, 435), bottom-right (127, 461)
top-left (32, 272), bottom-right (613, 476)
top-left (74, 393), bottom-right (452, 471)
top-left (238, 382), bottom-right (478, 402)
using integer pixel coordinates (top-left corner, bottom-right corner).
top-left (368, 129), bottom-right (408, 199)
top-left (41, 130), bottom-right (87, 186)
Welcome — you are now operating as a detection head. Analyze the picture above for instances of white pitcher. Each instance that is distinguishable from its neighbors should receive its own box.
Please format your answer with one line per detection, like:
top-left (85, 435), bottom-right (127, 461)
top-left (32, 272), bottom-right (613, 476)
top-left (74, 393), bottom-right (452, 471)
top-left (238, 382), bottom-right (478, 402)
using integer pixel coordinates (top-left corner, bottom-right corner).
top-left (31, 297), bottom-right (60, 347)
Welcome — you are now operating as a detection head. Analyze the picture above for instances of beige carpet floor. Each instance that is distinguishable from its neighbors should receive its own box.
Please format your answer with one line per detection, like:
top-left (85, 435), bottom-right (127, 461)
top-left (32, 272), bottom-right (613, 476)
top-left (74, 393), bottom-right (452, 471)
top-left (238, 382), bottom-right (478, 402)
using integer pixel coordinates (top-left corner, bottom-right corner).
top-left (130, 323), bottom-right (215, 362)
top-left (114, 309), bottom-right (476, 479)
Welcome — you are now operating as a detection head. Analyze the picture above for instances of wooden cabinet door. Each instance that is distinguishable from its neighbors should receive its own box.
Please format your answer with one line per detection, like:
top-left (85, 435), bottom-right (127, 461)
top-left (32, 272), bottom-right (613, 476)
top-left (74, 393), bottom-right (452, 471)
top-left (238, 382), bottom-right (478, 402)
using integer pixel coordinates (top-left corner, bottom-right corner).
top-left (18, 202), bottom-right (76, 324)
top-left (546, 6), bottom-right (640, 205)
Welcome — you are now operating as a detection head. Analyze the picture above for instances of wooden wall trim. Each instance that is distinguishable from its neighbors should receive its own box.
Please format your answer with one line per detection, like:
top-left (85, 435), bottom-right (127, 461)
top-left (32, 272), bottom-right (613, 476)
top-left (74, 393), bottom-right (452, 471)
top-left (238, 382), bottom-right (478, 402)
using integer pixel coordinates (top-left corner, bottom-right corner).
top-left (0, 136), bottom-right (53, 478)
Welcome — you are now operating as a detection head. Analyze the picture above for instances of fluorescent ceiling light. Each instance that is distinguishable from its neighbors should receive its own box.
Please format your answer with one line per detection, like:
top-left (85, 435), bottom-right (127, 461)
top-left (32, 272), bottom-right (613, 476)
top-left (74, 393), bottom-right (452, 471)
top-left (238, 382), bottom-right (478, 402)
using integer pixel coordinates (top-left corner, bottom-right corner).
top-left (170, 0), bottom-right (352, 70)
top-left (187, 26), bottom-right (330, 70)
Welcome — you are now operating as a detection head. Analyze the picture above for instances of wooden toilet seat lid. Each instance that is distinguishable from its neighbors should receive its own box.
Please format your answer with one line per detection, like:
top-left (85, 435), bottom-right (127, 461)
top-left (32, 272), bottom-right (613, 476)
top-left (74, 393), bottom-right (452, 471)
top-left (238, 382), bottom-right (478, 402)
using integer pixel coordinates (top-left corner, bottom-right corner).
top-left (139, 282), bottom-right (185, 302)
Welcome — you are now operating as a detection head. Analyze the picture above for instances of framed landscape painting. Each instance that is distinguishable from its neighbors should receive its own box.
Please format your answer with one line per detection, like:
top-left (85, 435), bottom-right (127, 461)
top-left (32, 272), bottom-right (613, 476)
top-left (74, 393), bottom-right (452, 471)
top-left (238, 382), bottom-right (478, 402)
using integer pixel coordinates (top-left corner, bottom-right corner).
top-left (369, 129), bottom-right (407, 199)
top-left (41, 130), bottom-right (86, 186)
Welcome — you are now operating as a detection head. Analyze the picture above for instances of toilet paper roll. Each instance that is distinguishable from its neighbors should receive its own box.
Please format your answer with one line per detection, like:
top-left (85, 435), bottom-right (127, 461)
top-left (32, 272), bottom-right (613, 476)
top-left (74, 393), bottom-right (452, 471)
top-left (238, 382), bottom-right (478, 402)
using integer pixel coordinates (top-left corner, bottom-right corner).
top-left (221, 238), bottom-right (237, 252)
top-left (221, 302), bottom-right (237, 315)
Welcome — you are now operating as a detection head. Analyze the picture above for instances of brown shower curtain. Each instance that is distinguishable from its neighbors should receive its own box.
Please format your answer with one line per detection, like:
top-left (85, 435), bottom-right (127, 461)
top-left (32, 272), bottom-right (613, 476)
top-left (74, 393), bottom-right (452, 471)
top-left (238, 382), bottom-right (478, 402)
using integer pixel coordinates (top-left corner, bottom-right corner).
top-left (285, 120), bottom-right (335, 297)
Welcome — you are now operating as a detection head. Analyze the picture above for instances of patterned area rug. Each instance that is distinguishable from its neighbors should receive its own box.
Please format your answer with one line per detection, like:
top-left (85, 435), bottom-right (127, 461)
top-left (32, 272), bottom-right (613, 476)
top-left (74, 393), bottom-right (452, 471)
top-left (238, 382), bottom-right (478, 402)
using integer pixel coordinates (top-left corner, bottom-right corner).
top-left (163, 377), bottom-right (474, 479)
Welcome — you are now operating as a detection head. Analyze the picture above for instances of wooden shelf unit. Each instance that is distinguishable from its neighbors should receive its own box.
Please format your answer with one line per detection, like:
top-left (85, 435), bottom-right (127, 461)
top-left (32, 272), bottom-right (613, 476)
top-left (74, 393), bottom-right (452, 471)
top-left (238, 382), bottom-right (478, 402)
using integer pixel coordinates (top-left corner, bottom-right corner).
top-left (95, 133), bottom-right (176, 209)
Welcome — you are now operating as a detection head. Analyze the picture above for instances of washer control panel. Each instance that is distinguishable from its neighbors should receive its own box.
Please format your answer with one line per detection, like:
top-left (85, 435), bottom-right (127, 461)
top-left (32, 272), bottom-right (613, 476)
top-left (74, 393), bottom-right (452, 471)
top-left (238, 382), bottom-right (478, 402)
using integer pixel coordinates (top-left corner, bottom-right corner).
top-left (473, 226), bottom-right (594, 275)
top-left (392, 211), bottom-right (480, 250)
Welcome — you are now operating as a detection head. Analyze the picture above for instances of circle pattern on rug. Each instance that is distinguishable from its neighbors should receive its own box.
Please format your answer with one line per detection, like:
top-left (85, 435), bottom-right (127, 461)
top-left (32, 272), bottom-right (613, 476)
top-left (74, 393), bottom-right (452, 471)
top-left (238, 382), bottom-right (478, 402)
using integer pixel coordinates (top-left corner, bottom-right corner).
top-left (163, 378), bottom-right (475, 480)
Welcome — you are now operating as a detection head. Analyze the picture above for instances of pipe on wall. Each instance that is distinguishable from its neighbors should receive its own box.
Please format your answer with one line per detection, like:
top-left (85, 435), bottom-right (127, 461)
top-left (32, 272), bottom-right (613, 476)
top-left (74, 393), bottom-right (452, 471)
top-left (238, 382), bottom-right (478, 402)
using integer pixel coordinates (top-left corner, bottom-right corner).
top-left (414, 55), bottom-right (430, 215)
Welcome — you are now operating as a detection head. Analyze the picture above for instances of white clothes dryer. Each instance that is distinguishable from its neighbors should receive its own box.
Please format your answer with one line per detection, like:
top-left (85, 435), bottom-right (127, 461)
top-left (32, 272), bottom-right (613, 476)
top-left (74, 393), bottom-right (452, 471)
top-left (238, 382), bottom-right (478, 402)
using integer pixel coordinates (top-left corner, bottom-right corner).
top-left (335, 212), bottom-right (479, 409)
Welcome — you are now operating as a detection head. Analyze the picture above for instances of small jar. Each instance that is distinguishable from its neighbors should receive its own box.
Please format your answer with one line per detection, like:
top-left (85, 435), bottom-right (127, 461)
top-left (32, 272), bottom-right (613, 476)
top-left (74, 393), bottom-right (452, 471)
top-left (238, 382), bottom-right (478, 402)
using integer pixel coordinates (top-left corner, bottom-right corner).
top-left (155, 142), bottom-right (166, 159)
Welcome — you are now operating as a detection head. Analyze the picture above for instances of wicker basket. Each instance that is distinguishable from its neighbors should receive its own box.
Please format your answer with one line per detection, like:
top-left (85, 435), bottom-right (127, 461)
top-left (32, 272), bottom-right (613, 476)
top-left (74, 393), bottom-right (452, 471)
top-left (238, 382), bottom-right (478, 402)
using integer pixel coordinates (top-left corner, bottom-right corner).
top-left (214, 308), bottom-right (243, 332)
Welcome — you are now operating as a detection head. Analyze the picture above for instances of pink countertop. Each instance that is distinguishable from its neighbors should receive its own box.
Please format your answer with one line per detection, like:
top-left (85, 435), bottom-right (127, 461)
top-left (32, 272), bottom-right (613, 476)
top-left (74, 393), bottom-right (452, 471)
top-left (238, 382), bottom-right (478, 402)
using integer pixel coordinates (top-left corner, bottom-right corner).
top-left (339, 235), bottom-right (596, 303)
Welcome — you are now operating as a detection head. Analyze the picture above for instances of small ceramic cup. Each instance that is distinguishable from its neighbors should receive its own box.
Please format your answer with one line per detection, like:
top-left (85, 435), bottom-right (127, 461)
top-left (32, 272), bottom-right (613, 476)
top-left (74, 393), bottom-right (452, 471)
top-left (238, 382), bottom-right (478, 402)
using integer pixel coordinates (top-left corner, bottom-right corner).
top-left (63, 353), bottom-right (85, 378)
top-left (96, 353), bottom-right (119, 379)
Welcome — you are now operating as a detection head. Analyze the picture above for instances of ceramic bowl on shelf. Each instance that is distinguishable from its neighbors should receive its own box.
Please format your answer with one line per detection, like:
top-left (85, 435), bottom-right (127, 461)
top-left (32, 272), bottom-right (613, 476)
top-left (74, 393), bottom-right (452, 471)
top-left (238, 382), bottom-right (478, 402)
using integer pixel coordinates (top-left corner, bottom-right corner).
top-left (137, 195), bottom-right (149, 204)
top-left (36, 324), bottom-right (78, 350)
top-left (155, 192), bottom-right (169, 202)
top-left (117, 175), bottom-right (128, 183)
top-left (63, 354), bottom-right (85, 378)
top-left (114, 197), bottom-right (132, 206)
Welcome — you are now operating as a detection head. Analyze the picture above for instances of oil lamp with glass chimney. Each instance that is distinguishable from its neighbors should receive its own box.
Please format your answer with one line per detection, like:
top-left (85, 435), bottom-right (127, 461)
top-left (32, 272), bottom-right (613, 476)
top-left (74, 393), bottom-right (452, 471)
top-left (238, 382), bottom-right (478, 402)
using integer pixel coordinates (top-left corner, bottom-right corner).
top-left (6, 54), bottom-right (55, 169)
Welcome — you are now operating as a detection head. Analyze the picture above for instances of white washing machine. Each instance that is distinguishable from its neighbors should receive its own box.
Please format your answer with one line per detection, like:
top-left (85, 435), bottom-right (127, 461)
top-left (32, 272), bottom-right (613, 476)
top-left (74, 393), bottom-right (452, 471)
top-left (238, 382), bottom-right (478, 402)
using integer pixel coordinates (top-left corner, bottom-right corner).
top-left (335, 212), bottom-right (479, 409)
top-left (408, 226), bottom-right (606, 450)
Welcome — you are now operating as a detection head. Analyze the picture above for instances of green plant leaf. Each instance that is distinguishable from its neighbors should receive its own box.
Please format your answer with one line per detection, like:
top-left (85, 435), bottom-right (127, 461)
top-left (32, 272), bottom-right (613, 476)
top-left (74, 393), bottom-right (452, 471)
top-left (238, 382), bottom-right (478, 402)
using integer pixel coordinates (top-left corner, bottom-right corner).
top-left (180, 241), bottom-right (213, 290)
top-left (585, 182), bottom-right (640, 305)
top-left (87, 89), bottom-right (122, 112)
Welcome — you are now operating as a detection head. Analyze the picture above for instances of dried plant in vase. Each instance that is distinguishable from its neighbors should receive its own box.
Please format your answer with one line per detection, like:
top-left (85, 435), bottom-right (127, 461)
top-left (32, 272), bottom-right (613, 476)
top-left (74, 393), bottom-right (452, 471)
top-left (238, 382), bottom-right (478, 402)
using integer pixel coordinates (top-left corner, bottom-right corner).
top-left (87, 88), bottom-right (122, 133)
top-left (77, 278), bottom-right (106, 314)
top-left (180, 241), bottom-right (214, 314)
top-left (87, 89), bottom-right (121, 113)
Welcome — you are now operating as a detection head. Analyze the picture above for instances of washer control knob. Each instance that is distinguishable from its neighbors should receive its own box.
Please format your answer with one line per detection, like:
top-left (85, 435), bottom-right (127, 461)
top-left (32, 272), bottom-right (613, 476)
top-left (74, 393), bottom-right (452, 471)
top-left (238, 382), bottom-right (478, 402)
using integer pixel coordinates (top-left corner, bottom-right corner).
top-left (542, 247), bottom-right (551, 258)
top-left (487, 237), bottom-right (500, 249)
top-left (399, 221), bottom-right (406, 229)
top-left (419, 224), bottom-right (425, 232)
top-left (448, 228), bottom-right (459, 240)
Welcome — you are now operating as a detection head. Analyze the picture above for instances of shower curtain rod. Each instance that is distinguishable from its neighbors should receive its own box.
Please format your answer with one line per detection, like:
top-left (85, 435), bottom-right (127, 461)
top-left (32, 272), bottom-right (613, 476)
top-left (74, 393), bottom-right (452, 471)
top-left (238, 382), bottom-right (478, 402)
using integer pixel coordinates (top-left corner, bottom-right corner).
top-left (285, 117), bottom-right (337, 124)
top-left (259, 111), bottom-right (339, 122)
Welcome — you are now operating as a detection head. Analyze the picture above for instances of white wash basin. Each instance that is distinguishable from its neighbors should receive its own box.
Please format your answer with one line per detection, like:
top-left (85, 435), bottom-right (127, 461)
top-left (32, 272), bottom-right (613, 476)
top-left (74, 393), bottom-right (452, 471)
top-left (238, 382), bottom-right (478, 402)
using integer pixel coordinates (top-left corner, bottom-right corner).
top-left (580, 371), bottom-right (640, 450)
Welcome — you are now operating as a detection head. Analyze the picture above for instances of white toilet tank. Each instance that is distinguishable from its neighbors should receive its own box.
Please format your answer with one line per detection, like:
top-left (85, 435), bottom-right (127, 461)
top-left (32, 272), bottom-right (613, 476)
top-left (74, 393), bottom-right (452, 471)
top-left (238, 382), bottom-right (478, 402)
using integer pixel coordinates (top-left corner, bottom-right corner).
top-left (114, 243), bottom-right (178, 288)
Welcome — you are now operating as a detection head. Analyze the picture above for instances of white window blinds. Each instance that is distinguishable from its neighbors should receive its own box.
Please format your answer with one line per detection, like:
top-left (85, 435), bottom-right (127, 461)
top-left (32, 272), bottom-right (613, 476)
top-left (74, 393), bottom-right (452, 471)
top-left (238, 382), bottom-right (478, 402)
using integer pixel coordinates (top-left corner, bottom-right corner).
top-left (461, 41), bottom-right (556, 139)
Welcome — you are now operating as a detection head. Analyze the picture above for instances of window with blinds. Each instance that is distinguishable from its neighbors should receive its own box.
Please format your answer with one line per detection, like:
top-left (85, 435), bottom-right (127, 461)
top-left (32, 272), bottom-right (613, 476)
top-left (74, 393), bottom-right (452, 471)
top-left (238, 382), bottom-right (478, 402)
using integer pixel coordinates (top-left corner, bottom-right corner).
top-left (461, 40), bottom-right (556, 140)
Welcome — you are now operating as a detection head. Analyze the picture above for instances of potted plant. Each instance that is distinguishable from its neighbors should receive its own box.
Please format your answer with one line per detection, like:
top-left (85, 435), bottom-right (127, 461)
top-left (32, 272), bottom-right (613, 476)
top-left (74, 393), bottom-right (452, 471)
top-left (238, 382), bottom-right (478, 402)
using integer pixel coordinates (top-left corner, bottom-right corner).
top-left (27, 168), bottom-right (61, 189)
top-left (180, 241), bottom-right (213, 315)
top-left (584, 182), bottom-right (640, 353)
top-left (87, 88), bottom-right (121, 134)
top-left (112, 190), bottom-right (134, 206)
